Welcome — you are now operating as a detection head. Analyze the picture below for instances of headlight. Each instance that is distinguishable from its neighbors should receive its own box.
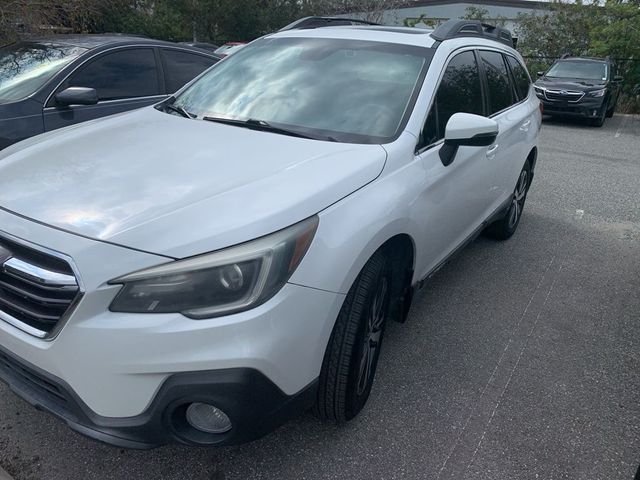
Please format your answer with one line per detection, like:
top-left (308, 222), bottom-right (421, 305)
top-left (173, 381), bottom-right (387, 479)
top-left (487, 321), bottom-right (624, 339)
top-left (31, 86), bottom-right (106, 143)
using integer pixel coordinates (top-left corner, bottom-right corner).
top-left (590, 89), bottom-right (606, 97)
top-left (109, 216), bottom-right (318, 318)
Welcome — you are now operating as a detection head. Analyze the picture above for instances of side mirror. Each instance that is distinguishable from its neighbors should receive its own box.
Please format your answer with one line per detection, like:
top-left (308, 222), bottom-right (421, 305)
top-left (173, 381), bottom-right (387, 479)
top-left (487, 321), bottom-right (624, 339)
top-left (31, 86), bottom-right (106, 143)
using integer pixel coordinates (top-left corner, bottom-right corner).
top-left (55, 87), bottom-right (99, 107)
top-left (440, 113), bottom-right (499, 167)
top-left (537, 71), bottom-right (545, 77)
top-left (614, 75), bottom-right (623, 83)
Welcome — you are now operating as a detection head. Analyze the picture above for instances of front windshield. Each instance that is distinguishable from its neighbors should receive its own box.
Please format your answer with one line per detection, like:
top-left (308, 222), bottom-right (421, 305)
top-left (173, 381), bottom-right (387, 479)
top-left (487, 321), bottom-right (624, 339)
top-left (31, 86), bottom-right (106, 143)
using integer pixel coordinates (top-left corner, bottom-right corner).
top-left (0, 42), bottom-right (87, 103)
top-left (546, 61), bottom-right (608, 81)
top-left (174, 37), bottom-right (433, 143)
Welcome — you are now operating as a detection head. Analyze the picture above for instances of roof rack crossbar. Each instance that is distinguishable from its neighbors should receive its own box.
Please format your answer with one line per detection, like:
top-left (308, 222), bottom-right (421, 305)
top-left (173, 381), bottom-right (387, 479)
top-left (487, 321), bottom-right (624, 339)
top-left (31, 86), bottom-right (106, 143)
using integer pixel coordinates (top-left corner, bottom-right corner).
top-left (430, 19), bottom-right (515, 48)
top-left (279, 16), bottom-right (380, 32)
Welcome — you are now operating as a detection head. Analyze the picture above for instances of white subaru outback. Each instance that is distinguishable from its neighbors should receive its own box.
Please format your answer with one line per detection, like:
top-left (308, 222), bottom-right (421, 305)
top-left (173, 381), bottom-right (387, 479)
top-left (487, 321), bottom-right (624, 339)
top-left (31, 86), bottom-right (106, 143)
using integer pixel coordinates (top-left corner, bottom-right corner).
top-left (0, 18), bottom-right (541, 448)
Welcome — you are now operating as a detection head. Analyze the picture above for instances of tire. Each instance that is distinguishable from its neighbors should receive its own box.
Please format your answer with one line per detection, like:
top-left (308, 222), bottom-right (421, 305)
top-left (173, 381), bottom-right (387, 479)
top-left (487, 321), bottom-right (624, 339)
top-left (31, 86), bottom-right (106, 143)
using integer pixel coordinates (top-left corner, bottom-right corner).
top-left (590, 109), bottom-right (606, 127)
top-left (484, 160), bottom-right (531, 241)
top-left (314, 251), bottom-right (391, 423)
top-left (606, 104), bottom-right (615, 118)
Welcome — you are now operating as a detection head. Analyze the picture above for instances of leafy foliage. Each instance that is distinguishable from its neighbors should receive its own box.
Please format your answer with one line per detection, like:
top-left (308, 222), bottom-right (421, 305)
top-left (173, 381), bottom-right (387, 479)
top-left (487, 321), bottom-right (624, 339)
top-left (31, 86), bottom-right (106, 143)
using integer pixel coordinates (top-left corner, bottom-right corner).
top-left (462, 5), bottom-right (507, 28)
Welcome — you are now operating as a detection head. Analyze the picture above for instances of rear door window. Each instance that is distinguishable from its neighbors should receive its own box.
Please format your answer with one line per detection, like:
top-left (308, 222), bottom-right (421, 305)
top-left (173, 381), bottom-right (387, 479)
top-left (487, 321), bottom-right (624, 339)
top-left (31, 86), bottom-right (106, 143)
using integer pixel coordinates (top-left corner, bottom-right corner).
top-left (505, 55), bottom-right (531, 101)
top-left (479, 50), bottom-right (515, 115)
top-left (160, 49), bottom-right (217, 93)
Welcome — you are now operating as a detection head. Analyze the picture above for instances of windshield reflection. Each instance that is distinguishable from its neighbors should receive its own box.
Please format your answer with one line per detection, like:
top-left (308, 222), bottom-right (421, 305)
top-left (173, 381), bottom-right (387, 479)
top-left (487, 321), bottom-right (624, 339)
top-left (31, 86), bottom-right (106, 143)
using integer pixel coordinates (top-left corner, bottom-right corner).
top-left (0, 42), bottom-right (87, 103)
top-left (546, 61), bottom-right (608, 82)
top-left (174, 38), bottom-right (432, 143)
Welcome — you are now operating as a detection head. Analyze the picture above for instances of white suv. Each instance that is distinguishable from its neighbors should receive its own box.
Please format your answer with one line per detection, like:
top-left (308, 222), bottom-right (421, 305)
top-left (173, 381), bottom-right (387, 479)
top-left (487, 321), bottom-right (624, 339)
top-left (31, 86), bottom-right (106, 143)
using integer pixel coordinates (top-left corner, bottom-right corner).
top-left (0, 18), bottom-right (541, 448)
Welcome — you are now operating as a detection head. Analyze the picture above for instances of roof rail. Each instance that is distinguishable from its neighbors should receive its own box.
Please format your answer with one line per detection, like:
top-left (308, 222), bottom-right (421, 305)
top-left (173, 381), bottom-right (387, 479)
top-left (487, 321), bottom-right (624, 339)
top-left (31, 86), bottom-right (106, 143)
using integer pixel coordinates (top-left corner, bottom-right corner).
top-left (430, 20), bottom-right (514, 48)
top-left (279, 16), bottom-right (380, 32)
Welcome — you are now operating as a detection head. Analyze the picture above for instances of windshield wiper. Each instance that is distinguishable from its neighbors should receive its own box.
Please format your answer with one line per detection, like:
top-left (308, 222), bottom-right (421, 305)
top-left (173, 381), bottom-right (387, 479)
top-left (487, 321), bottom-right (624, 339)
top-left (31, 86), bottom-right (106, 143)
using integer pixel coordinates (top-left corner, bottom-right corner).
top-left (163, 103), bottom-right (195, 119)
top-left (202, 116), bottom-right (336, 142)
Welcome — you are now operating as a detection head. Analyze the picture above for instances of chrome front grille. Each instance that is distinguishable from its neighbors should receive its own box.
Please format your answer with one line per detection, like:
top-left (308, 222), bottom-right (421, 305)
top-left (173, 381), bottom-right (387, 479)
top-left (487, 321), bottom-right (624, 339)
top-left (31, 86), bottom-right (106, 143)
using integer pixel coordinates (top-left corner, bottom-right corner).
top-left (544, 89), bottom-right (584, 103)
top-left (0, 236), bottom-right (81, 338)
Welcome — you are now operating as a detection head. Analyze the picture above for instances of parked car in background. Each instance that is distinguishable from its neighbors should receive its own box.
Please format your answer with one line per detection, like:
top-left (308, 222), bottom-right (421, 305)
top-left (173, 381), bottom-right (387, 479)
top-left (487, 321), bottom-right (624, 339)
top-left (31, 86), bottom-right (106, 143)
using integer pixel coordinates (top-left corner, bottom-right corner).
top-left (534, 56), bottom-right (622, 126)
top-left (0, 18), bottom-right (540, 448)
top-left (180, 42), bottom-right (220, 53)
top-left (0, 35), bottom-right (220, 149)
top-left (214, 42), bottom-right (247, 57)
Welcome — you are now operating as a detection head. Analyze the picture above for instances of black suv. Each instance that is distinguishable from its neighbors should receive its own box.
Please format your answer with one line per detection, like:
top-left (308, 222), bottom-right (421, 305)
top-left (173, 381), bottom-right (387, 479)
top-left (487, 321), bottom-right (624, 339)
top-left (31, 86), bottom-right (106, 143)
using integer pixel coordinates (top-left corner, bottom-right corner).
top-left (0, 35), bottom-right (220, 149)
top-left (534, 57), bottom-right (622, 127)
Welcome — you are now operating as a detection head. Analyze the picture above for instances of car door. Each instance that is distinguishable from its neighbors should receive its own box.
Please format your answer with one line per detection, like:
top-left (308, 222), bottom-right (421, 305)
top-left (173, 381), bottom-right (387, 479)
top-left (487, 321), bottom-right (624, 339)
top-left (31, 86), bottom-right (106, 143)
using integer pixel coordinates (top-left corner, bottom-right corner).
top-left (159, 48), bottom-right (218, 94)
top-left (43, 47), bottom-right (165, 132)
top-left (478, 50), bottom-right (525, 198)
top-left (504, 53), bottom-right (538, 185)
top-left (412, 49), bottom-right (500, 278)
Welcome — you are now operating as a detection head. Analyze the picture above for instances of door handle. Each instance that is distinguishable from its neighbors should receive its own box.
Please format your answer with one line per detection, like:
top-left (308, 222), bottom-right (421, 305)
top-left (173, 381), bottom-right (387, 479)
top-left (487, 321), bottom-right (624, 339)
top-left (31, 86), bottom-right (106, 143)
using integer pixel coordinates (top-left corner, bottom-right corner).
top-left (486, 144), bottom-right (499, 157)
top-left (520, 120), bottom-right (531, 131)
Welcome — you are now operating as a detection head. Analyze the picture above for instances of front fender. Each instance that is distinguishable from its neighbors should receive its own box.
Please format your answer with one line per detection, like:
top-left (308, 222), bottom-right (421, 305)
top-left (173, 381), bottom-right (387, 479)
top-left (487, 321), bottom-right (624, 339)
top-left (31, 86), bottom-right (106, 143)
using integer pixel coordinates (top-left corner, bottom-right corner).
top-left (289, 137), bottom-right (423, 295)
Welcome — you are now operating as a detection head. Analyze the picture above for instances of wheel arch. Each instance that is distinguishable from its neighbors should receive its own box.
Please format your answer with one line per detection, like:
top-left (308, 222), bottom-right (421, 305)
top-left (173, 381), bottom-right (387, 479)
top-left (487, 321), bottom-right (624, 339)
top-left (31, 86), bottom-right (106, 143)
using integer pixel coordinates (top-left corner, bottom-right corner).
top-left (527, 146), bottom-right (537, 171)
top-left (379, 234), bottom-right (416, 323)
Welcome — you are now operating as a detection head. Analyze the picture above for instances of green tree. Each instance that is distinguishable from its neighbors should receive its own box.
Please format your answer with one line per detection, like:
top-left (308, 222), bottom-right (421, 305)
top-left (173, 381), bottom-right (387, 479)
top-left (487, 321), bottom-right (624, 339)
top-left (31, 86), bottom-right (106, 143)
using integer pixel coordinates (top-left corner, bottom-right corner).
top-left (0, 0), bottom-right (116, 44)
top-left (462, 5), bottom-right (507, 27)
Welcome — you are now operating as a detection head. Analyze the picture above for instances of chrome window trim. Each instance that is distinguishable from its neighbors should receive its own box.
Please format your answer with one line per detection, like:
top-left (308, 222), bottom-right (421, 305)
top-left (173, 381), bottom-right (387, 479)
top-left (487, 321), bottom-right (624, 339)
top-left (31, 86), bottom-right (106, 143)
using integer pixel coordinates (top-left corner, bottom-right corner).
top-left (0, 229), bottom-right (85, 341)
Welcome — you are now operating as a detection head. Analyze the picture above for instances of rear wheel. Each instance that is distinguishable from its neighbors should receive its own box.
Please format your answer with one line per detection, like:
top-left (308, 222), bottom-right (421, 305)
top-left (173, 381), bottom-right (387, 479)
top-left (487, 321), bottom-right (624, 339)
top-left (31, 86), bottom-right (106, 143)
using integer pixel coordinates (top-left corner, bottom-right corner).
top-left (314, 251), bottom-right (391, 422)
top-left (485, 160), bottom-right (531, 241)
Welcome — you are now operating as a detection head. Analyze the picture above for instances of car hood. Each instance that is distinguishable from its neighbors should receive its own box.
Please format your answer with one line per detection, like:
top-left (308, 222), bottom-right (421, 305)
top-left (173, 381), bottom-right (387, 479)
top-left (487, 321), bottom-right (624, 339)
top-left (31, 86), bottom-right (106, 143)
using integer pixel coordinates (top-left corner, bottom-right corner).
top-left (536, 77), bottom-right (606, 91)
top-left (0, 107), bottom-right (387, 258)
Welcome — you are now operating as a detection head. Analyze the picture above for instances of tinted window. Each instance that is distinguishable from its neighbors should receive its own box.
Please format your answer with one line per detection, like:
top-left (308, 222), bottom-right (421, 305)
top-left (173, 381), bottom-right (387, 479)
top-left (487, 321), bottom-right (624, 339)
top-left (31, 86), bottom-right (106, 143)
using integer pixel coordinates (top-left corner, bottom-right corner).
top-left (480, 51), bottom-right (514, 114)
top-left (161, 49), bottom-right (217, 93)
top-left (506, 55), bottom-right (531, 101)
top-left (421, 50), bottom-right (483, 146)
top-left (67, 48), bottom-right (159, 101)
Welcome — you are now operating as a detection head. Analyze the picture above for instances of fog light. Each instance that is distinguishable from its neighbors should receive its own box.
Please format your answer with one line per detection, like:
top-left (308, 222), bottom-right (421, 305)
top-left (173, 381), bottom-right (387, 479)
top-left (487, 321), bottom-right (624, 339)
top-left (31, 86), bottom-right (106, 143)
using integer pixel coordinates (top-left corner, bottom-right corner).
top-left (186, 403), bottom-right (232, 434)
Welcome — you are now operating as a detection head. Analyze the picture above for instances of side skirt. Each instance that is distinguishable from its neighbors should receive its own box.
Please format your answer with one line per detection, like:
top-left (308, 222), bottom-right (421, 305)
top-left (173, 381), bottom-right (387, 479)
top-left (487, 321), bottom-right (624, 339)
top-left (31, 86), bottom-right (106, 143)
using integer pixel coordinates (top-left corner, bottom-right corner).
top-left (415, 196), bottom-right (512, 291)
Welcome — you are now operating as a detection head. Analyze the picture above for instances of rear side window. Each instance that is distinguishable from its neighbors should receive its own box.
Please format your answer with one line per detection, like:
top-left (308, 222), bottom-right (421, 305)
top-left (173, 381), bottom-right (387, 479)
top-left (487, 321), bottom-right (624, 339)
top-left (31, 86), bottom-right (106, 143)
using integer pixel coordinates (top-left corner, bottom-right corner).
top-left (66, 48), bottom-right (160, 101)
top-left (421, 50), bottom-right (484, 147)
top-left (479, 51), bottom-right (514, 115)
top-left (160, 49), bottom-right (217, 93)
top-left (506, 55), bottom-right (531, 101)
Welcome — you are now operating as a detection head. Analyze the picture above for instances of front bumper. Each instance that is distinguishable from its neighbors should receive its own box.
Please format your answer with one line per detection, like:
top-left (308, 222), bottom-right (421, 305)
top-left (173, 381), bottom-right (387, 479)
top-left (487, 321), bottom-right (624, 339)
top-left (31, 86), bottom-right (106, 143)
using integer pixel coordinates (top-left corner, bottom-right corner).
top-left (0, 209), bottom-right (344, 446)
top-left (0, 343), bottom-right (317, 448)
top-left (538, 95), bottom-right (605, 118)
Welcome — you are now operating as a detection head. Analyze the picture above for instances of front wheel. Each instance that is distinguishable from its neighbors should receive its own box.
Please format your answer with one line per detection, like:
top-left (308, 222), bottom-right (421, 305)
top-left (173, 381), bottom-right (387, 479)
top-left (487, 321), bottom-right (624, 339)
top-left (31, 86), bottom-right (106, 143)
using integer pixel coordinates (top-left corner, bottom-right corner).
top-left (314, 251), bottom-right (391, 423)
top-left (590, 109), bottom-right (606, 127)
top-left (484, 161), bottom-right (531, 241)
top-left (606, 103), bottom-right (615, 118)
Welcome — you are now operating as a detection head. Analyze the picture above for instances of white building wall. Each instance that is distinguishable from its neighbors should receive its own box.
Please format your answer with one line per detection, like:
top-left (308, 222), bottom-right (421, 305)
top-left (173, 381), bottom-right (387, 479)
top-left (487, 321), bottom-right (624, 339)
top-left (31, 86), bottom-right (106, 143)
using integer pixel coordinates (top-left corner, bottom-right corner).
top-left (377, 2), bottom-right (547, 33)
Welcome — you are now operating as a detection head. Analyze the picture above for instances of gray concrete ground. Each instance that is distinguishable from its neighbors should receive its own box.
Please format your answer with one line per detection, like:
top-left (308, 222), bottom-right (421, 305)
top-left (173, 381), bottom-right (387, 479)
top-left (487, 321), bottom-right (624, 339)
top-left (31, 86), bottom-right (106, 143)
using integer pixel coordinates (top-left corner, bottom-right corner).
top-left (0, 466), bottom-right (11, 480)
top-left (0, 115), bottom-right (639, 480)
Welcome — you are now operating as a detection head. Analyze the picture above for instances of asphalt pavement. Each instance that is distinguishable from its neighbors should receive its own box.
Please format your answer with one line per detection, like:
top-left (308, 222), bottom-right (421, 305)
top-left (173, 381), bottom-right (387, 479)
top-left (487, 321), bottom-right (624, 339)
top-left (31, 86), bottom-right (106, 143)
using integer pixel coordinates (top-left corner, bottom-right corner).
top-left (0, 114), bottom-right (639, 480)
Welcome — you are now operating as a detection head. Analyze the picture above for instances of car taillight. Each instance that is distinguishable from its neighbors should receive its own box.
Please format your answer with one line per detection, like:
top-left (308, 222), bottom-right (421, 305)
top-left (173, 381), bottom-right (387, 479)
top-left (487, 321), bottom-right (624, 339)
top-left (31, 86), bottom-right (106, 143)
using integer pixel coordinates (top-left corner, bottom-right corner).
top-left (539, 101), bottom-right (544, 115)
